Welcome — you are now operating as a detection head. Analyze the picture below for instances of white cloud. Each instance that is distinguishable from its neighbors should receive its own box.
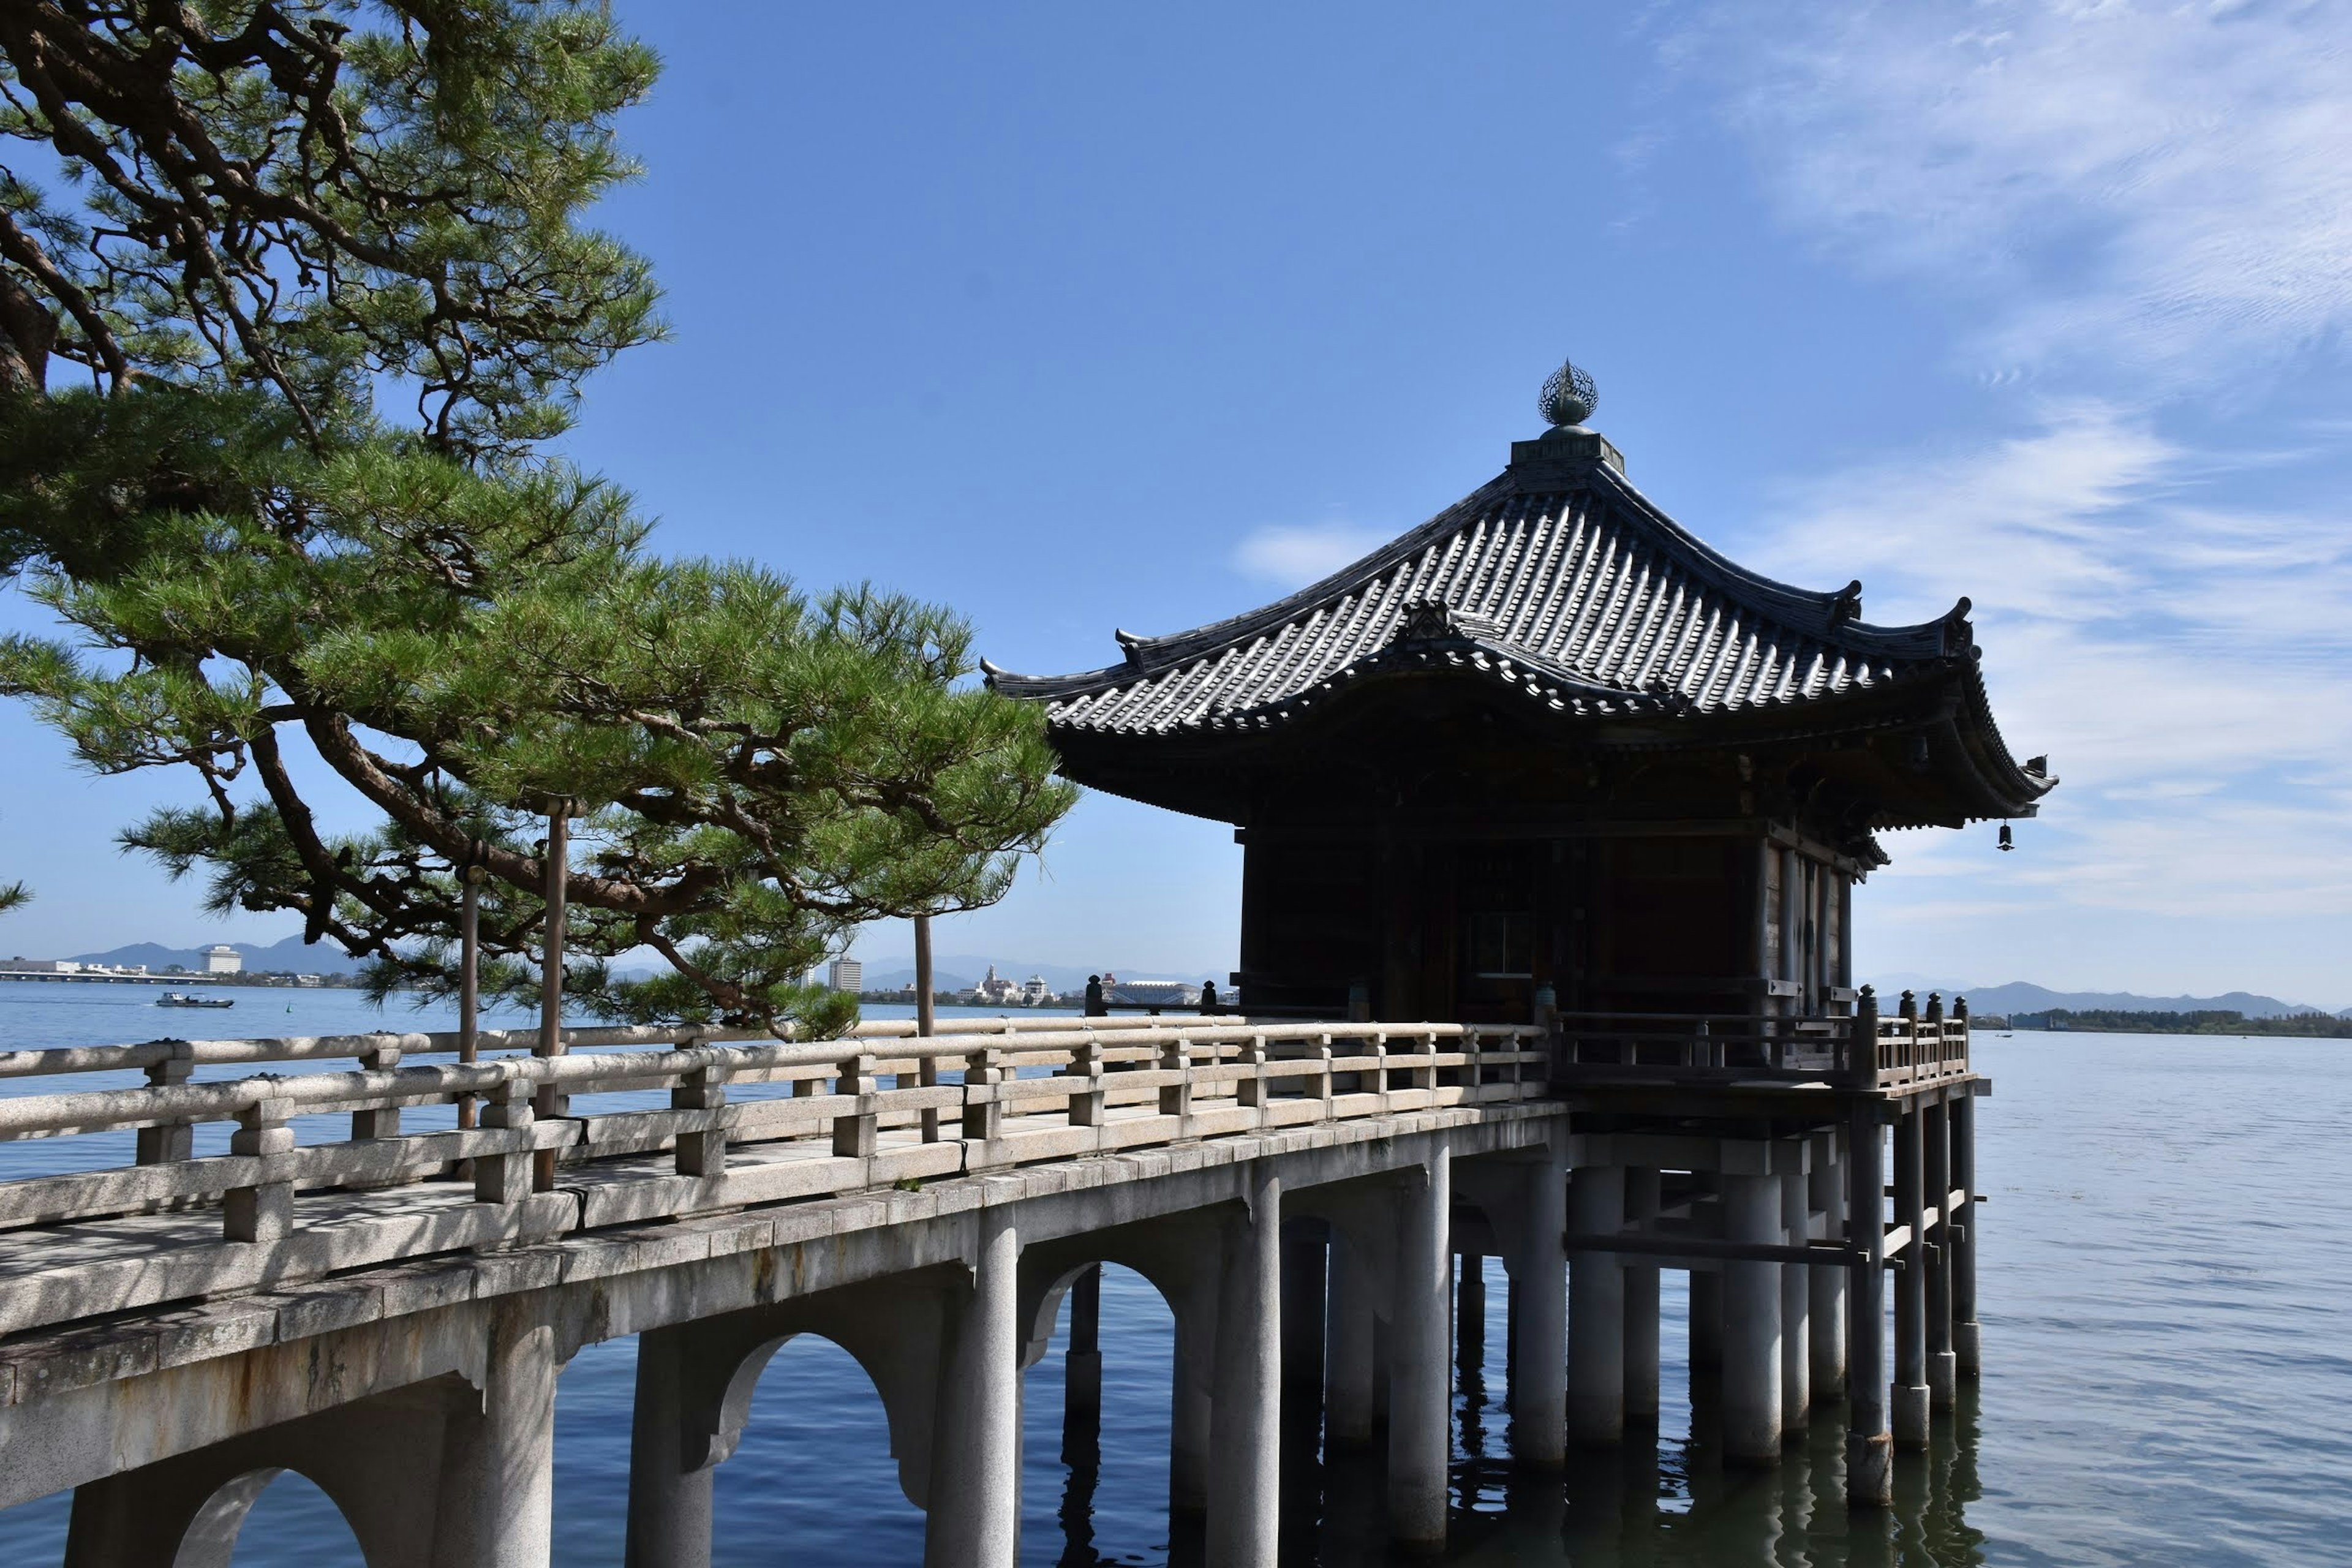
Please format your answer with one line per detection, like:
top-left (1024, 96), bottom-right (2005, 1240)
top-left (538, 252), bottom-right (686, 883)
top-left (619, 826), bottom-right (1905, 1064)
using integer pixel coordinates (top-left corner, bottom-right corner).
top-left (1229, 522), bottom-right (1390, 589)
top-left (1691, 0), bottom-right (2352, 381)
top-left (1753, 407), bottom-right (2352, 924)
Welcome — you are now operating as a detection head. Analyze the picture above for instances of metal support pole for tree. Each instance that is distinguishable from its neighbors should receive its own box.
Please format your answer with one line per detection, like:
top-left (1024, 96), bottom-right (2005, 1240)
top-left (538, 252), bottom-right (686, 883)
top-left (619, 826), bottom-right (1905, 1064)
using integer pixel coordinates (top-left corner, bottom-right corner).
top-left (533, 805), bottom-right (568, 1193)
top-left (916, 913), bottom-right (940, 1142)
top-left (454, 862), bottom-right (483, 1180)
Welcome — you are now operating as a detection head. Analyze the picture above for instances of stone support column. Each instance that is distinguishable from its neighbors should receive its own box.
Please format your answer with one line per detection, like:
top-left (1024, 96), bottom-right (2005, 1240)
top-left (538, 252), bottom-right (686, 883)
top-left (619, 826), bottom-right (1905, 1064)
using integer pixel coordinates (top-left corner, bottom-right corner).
top-left (459, 1303), bottom-right (558, 1568)
top-left (1845, 1104), bottom-right (1892, 1506)
top-left (1721, 1172), bottom-right (1783, 1465)
top-left (1566, 1163), bottom-right (1626, 1446)
top-left (1951, 1092), bottom-right (1981, 1376)
top-left (1283, 1223), bottom-right (1329, 1403)
top-left (1208, 1170), bottom-right (1282, 1568)
top-left (1066, 1264), bottom-right (1103, 1438)
top-left (924, 1208), bottom-right (1020, 1568)
top-left (626, 1325), bottom-right (710, 1568)
top-left (1891, 1106), bottom-right (1930, 1449)
top-left (1623, 1167), bottom-right (1662, 1427)
top-left (1923, 1098), bottom-right (1956, 1409)
top-left (1389, 1136), bottom-right (1452, 1549)
top-left (1326, 1228), bottom-right (1377, 1447)
top-left (1780, 1153), bottom-right (1811, 1434)
top-left (1809, 1130), bottom-right (1848, 1402)
top-left (1511, 1138), bottom-right (1568, 1468)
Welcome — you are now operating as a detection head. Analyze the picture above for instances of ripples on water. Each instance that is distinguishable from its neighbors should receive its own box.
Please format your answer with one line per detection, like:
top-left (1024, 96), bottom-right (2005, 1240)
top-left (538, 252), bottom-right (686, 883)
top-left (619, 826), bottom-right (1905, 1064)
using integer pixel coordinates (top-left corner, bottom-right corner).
top-left (1, 989), bottom-right (2347, 1565)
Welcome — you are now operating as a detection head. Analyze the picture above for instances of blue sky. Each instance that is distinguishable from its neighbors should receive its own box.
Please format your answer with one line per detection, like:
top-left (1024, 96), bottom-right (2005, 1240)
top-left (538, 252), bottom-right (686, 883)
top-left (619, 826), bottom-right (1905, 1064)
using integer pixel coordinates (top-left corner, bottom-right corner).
top-left (4, 1), bottom-right (2348, 1006)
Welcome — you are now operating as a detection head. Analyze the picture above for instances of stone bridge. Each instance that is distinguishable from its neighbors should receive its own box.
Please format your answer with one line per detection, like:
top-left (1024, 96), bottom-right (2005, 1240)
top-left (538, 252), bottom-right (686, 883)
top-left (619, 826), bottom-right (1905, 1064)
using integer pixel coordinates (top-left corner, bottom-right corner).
top-left (0, 1005), bottom-right (1982, 1566)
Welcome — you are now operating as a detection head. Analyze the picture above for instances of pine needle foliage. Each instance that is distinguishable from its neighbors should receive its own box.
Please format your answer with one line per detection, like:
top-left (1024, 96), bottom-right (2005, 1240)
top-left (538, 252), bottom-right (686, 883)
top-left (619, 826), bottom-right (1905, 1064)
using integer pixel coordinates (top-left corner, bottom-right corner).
top-left (0, 4), bottom-right (1075, 1033)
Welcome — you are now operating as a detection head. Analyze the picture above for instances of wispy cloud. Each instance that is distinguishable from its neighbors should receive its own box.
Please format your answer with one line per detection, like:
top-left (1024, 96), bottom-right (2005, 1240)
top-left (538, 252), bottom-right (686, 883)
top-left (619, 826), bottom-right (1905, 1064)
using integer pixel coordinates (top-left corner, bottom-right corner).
top-left (1754, 407), bottom-right (2352, 916)
top-left (1229, 522), bottom-right (1389, 589)
top-left (1691, 0), bottom-right (2352, 382)
top-left (1676, 1), bottom-right (2352, 957)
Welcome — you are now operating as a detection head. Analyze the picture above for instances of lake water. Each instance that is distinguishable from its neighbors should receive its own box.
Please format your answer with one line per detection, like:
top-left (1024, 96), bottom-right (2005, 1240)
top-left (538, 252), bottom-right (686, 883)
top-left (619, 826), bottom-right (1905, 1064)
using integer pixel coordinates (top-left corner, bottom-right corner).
top-left (1, 988), bottom-right (2346, 1565)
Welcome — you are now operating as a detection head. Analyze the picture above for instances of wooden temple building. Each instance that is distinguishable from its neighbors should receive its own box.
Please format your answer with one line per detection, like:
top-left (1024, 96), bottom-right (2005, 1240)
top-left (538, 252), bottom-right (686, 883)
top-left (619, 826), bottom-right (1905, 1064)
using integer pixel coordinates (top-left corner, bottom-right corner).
top-left (988, 366), bottom-right (2054, 1030)
top-left (992, 361), bottom-right (2057, 1501)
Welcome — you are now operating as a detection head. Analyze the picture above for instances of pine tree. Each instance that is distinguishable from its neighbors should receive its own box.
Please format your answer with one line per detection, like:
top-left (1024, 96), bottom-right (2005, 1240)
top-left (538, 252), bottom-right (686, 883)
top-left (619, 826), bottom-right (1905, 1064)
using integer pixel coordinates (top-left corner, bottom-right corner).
top-left (0, 3), bottom-right (1073, 1032)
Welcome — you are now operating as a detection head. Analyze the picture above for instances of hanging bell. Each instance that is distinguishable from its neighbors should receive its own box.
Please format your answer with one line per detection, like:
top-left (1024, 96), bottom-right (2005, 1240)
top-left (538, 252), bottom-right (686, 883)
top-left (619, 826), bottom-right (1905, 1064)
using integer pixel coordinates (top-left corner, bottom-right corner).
top-left (1998, 824), bottom-right (2015, 852)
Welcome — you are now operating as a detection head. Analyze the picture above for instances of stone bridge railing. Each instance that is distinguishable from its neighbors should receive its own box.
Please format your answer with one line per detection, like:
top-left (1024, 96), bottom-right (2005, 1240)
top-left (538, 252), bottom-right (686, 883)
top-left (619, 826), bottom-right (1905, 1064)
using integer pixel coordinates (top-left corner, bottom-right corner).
top-left (0, 1020), bottom-right (1546, 1340)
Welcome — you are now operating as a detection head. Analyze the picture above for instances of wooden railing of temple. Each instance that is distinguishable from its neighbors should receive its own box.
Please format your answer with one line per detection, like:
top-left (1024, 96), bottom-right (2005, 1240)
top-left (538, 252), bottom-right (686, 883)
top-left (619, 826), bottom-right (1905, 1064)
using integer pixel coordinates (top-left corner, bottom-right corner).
top-left (0, 1020), bottom-right (1545, 1338)
top-left (1551, 987), bottom-right (1972, 1091)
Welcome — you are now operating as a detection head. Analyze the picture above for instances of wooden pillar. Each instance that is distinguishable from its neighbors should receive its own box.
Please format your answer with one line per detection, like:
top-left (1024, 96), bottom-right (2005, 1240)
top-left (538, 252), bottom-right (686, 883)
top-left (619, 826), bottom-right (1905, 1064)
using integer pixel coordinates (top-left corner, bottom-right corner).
top-left (1458, 1253), bottom-right (1486, 1373)
top-left (1924, 1096), bottom-right (1955, 1409)
top-left (1891, 1105), bottom-right (1929, 1449)
top-left (1721, 1172), bottom-right (1782, 1464)
top-left (1389, 1137), bottom-right (1452, 1549)
top-left (1809, 1129), bottom-right (1849, 1401)
top-left (1566, 1164), bottom-right (1626, 1446)
top-left (1689, 1270), bottom-right (1723, 1408)
top-left (1845, 1103), bottom-right (1892, 1506)
top-left (1623, 1166), bottom-right (1662, 1426)
top-left (1780, 1153), bottom-right (1811, 1434)
top-left (1511, 1139), bottom-right (1568, 1467)
top-left (1952, 1091), bottom-right (1981, 1376)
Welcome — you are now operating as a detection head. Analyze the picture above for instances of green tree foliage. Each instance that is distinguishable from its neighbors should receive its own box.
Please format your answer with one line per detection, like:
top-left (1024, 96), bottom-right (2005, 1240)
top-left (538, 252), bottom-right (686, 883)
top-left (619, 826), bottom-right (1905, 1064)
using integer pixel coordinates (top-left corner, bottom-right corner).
top-left (0, 3), bottom-right (1074, 1032)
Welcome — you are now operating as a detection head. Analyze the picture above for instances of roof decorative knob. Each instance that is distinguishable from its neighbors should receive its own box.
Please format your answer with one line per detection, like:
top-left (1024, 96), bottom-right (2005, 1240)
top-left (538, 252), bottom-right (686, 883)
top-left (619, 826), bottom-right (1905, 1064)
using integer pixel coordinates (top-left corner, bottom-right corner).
top-left (1538, 358), bottom-right (1599, 428)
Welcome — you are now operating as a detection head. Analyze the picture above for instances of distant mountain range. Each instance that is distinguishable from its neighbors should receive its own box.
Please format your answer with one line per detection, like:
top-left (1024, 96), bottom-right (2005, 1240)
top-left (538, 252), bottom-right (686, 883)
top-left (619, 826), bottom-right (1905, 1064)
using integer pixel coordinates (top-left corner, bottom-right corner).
top-left (69, 937), bottom-right (365, 975)
top-left (1875, 978), bottom-right (2345, 1020)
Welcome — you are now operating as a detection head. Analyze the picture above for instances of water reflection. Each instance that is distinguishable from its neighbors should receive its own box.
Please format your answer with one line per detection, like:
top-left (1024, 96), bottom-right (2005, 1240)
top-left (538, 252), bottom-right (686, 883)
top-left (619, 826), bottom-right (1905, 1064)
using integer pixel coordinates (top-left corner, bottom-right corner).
top-left (1070, 1381), bottom-right (1990, 1566)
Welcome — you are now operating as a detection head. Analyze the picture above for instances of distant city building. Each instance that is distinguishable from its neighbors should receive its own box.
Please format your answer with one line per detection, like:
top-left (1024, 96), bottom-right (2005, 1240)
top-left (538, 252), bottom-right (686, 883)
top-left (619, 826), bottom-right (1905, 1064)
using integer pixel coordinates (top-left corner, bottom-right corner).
top-left (971, 964), bottom-right (1023, 1006)
top-left (0, 958), bottom-right (69, 974)
top-left (826, 957), bottom-right (863, 994)
top-left (202, 944), bottom-right (243, 976)
top-left (1020, 974), bottom-right (1052, 1006)
top-left (1105, 978), bottom-right (1199, 1008)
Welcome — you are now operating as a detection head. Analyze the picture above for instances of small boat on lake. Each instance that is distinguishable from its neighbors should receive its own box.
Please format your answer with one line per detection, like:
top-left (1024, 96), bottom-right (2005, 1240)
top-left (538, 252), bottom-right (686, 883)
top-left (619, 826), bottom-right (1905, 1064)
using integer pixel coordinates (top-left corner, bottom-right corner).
top-left (156, 992), bottom-right (235, 1009)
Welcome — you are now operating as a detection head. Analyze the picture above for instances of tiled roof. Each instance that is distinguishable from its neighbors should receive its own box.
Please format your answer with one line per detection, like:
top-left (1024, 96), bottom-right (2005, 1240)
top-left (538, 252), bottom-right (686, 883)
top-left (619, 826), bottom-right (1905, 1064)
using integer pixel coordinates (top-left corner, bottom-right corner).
top-left (986, 459), bottom-right (1978, 737)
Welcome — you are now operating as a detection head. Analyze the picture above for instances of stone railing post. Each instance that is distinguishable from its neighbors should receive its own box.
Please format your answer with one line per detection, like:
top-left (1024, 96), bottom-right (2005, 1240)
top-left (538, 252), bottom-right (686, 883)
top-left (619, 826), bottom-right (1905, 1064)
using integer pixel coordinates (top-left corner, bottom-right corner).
top-left (1158, 1036), bottom-right (1191, 1119)
top-left (962, 1047), bottom-right (1005, 1142)
top-left (1415, 1031), bottom-right (1440, 1093)
top-left (1065, 1033), bottom-right (1106, 1126)
top-left (224, 1093), bottom-right (293, 1243)
top-left (352, 1040), bottom-right (402, 1140)
top-left (1313, 1036), bottom-right (1335, 1116)
top-left (834, 1052), bottom-right (880, 1158)
top-left (674, 1058), bottom-right (728, 1177)
top-left (135, 1039), bottom-right (195, 1166)
top-left (475, 1075), bottom-right (536, 1205)
top-left (1235, 1033), bottom-right (1269, 1113)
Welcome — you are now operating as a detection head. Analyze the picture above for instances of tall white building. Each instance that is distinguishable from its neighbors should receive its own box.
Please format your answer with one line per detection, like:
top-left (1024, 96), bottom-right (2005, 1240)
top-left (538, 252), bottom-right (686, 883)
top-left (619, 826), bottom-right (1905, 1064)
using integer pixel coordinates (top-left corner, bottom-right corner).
top-left (826, 957), bottom-right (863, 995)
top-left (202, 944), bottom-right (243, 976)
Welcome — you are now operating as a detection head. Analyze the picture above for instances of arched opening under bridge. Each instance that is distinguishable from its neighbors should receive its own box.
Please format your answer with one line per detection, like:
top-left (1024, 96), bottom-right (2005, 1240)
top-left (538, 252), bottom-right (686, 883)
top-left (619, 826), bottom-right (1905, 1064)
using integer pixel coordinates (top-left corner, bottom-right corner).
top-left (1022, 1260), bottom-right (1182, 1565)
top-left (190, 1468), bottom-right (365, 1568)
